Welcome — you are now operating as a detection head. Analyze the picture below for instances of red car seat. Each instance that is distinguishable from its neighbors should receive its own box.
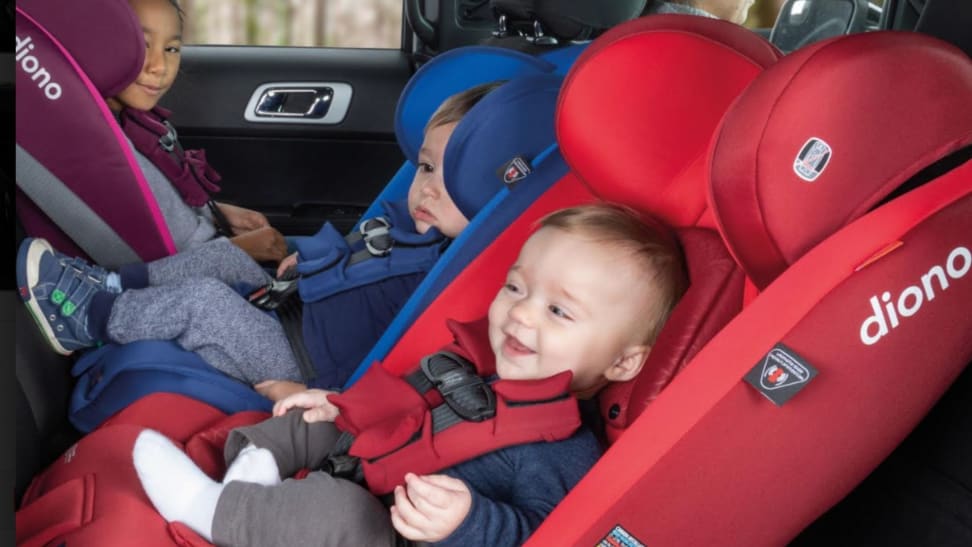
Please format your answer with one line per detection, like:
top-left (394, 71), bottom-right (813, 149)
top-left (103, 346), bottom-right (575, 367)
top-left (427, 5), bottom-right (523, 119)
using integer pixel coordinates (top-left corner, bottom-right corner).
top-left (531, 31), bottom-right (972, 546)
top-left (14, 15), bottom-right (782, 546)
top-left (15, 0), bottom-right (177, 267)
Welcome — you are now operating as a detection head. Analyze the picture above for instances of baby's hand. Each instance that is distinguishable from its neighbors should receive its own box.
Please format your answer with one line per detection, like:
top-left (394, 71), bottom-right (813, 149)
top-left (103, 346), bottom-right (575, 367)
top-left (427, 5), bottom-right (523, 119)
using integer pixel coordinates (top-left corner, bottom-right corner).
top-left (272, 388), bottom-right (340, 423)
top-left (276, 252), bottom-right (298, 278)
top-left (390, 473), bottom-right (472, 542)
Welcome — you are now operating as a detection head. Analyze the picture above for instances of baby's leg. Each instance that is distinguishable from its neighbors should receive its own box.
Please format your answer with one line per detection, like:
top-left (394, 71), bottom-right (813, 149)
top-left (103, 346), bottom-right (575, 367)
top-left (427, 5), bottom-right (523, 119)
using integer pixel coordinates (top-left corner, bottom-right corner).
top-left (224, 409), bottom-right (344, 478)
top-left (145, 237), bottom-right (271, 288)
top-left (214, 472), bottom-right (396, 547)
top-left (222, 444), bottom-right (281, 486)
top-left (133, 430), bottom-right (224, 542)
top-left (106, 277), bottom-right (302, 384)
top-left (135, 427), bottom-right (395, 547)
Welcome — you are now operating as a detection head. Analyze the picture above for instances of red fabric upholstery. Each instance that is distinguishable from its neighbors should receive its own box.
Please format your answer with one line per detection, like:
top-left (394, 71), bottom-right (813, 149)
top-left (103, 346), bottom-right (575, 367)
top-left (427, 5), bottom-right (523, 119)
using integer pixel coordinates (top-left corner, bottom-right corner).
top-left (535, 162), bottom-right (972, 546)
top-left (557, 15), bottom-right (779, 441)
top-left (709, 31), bottom-right (972, 289)
top-left (17, 394), bottom-right (267, 547)
top-left (558, 14), bottom-right (781, 229)
top-left (599, 228), bottom-right (746, 443)
top-left (530, 32), bottom-right (972, 546)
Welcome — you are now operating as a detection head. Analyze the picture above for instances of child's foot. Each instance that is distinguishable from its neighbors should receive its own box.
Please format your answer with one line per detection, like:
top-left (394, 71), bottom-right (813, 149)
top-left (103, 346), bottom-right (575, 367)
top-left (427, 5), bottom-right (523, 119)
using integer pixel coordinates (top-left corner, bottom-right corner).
top-left (16, 238), bottom-right (111, 355)
top-left (133, 429), bottom-right (222, 542)
top-left (222, 444), bottom-right (281, 486)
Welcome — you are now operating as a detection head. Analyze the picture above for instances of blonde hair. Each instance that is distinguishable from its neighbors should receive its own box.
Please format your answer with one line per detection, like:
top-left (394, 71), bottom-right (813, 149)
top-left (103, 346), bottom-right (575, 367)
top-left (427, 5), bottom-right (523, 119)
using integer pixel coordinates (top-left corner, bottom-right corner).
top-left (540, 203), bottom-right (688, 343)
top-left (425, 81), bottom-right (504, 133)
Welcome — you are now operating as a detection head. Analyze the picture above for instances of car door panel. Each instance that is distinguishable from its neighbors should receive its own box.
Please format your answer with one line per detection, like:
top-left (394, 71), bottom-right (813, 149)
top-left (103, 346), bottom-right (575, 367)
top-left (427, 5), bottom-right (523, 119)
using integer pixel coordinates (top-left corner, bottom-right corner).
top-left (161, 46), bottom-right (413, 234)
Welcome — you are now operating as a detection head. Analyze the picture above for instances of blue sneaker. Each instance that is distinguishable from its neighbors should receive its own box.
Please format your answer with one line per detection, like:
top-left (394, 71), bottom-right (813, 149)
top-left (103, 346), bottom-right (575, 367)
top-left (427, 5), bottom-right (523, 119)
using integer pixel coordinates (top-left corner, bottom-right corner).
top-left (16, 238), bottom-right (110, 355)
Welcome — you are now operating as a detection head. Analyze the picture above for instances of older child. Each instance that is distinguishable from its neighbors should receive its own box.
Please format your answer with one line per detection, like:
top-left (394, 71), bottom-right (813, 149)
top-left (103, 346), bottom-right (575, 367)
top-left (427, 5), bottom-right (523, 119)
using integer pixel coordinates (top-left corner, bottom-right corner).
top-left (111, 0), bottom-right (286, 261)
top-left (646, 0), bottom-right (756, 25)
top-left (131, 203), bottom-right (688, 546)
top-left (17, 82), bottom-right (500, 392)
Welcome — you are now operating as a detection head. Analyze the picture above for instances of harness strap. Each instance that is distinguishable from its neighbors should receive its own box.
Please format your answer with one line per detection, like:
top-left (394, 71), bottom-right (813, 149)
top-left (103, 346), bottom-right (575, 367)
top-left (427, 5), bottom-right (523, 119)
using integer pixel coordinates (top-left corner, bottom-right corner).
top-left (120, 107), bottom-right (234, 237)
top-left (156, 118), bottom-right (233, 237)
top-left (323, 351), bottom-right (497, 482)
top-left (274, 296), bottom-right (317, 385)
top-left (345, 216), bottom-right (394, 267)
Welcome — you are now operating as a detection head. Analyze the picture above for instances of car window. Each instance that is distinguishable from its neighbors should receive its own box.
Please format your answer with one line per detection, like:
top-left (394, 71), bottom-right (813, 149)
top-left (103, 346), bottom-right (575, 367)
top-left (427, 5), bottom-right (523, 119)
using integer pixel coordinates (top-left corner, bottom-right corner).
top-left (180, 0), bottom-right (403, 49)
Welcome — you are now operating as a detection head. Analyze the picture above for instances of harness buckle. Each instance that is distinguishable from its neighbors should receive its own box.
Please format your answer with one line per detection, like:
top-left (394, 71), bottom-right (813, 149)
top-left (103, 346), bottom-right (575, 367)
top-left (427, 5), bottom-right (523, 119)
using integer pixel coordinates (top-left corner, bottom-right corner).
top-left (248, 267), bottom-right (300, 311)
top-left (158, 121), bottom-right (178, 152)
top-left (420, 352), bottom-right (496, 422)
top-left (358, 217), bottom-right (393, 257)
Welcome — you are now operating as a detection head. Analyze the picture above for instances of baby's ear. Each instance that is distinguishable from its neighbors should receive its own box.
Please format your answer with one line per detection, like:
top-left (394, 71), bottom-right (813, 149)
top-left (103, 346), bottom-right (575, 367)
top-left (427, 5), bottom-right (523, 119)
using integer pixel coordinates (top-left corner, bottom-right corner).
top-left (606, 344), bottom-right (651, 383)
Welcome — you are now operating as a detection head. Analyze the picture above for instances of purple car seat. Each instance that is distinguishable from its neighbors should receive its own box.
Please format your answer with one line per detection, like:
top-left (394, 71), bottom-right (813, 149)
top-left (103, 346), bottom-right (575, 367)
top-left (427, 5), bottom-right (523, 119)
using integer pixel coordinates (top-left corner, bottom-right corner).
top-left (16, 0), bottom-right (177, 268)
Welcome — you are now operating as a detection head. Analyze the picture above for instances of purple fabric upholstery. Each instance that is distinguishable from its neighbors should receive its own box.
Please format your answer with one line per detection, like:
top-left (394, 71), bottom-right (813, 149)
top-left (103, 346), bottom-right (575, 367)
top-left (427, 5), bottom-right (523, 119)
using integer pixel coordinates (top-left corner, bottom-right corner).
top-left (16, 0), bottom-right (177, 264)
top-left (18, 0), bottom-right (144, 97)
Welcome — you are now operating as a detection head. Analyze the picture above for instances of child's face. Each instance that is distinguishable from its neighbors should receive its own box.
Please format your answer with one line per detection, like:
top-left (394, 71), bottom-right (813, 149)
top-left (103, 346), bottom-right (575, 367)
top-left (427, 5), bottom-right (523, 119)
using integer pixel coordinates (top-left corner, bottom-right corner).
top-left (488, 227), bottom-right (653, 395)
top-left (108, 0), bottom-right (182, 112)
top-left (407, 122), bottom-right (469, 238)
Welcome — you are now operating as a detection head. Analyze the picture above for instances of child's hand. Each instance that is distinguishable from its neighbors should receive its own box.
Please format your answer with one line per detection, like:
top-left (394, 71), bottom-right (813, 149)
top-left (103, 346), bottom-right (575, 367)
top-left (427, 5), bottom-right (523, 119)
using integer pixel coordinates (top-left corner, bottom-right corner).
top-left (230, 226), bottom-right (288, 263)
top-left (217, 202), bottom-right (270, 233)
top-left (272, 388), bottom-right (340, 423)
top-left (390, 473), bottom-right (472, 542)
top-left (276, 252), bottom-right (298, 278)
top-left (253, 379), bottom-right (307, 402)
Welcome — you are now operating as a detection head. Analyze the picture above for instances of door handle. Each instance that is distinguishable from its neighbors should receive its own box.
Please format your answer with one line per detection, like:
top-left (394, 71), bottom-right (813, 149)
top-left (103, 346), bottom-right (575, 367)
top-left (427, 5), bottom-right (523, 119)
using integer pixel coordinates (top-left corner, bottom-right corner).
top-left (244, 82), bottom-right (352, 124)
top-left (255, 87), bottom-right (333, 118)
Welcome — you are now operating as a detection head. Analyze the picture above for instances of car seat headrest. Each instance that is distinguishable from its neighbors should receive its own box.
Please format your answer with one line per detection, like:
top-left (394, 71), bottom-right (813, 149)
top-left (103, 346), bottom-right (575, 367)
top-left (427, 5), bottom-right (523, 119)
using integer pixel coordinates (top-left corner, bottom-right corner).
top-left (491, 0), bottom-right (647, 41)
top-left (17, 0), bottom-right (144, 97)
top-left (394, 46), bottom-right (556, 164)
top-left (598, 227), bottom-right (745, 443)
top-left (556, 15), bottom-right (780, 228)
top-left (443, 73), bottom-right (564, 219)
top-left (709, 31), bottom-right (972, 290)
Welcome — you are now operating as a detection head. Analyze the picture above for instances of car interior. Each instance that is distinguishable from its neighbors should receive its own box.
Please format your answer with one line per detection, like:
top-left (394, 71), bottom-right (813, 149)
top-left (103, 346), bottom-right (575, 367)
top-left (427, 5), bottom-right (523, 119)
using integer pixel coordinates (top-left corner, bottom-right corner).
top-left (8, 0), bottom-right (972, 545)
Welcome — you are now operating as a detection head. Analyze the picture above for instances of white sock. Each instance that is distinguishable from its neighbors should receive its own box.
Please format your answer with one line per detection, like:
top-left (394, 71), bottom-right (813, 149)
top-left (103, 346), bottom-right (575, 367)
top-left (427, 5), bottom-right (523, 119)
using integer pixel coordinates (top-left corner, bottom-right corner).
top-left (133, 429), bottom-right (222, 542)
top-left (222, 443), bottom-right (281, 486)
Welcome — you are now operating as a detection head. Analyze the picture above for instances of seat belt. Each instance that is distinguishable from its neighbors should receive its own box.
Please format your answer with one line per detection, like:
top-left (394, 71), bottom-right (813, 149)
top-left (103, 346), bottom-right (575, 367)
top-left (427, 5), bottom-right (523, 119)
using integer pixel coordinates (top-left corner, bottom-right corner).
top-left (16, 146), bottom-right (141, 268)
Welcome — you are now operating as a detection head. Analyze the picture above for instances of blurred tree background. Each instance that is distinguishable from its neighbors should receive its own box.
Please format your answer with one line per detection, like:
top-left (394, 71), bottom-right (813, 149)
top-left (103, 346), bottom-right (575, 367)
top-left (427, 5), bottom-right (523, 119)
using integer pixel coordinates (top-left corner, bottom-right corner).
top-left (177, 0), bottom-right (821, 48)
top-left (180, 0), bottom-right (403, 48)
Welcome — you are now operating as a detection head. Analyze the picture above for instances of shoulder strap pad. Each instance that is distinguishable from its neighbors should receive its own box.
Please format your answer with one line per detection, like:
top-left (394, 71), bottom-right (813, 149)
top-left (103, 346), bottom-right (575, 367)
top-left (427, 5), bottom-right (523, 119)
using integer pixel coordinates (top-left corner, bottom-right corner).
top-left (119, 106), bottom-right (222, 207)
top-left (294, 200), bottom-right (448, 303)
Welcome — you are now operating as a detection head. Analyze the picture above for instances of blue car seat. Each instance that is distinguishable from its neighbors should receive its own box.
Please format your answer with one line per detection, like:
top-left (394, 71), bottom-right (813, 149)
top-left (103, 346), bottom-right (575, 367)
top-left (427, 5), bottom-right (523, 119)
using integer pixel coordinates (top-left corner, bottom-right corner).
top-left (359, 42), bottom-right (586, 220)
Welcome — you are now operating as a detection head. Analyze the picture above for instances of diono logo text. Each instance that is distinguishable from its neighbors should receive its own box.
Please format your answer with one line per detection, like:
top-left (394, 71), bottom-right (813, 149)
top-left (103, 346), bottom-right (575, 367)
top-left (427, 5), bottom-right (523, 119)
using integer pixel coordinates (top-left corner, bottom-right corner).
top-left (16, 34), bottom-right (63, 101)
top-left (860, 245), bottom-right (970, 345)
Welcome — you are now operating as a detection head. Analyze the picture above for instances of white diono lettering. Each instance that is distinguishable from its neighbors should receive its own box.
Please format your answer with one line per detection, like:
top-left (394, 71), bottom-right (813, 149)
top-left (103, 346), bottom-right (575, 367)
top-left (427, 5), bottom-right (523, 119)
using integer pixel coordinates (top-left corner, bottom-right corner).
top-left (860, 245), bottom-right (970, 345)
top-left (16, 34), bottom-right (63, 101)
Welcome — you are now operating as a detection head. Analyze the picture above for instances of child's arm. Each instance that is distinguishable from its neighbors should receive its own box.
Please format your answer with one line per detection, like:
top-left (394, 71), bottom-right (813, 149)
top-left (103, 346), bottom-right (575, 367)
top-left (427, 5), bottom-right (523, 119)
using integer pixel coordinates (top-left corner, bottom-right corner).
top-left (216, 202), bottom-right (270, 232)
top-left (271, 388), bottom-right (341, 423)
top-left (276, 252), bottom-right (298, 278)
top-left (230, 226), bottom-right (288, 263)
top-left (390, 473), bottom-right (472, 542)
top-left (253, 379), bottom-right (307, 402)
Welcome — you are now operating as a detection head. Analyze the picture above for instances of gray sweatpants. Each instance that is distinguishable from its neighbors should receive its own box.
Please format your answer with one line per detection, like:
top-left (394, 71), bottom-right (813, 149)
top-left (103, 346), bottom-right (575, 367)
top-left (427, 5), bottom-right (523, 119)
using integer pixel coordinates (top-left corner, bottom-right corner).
top-left (215, 411), bottom-right (397, 546)
top-left (105, 238), bottom-right (303, 383)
